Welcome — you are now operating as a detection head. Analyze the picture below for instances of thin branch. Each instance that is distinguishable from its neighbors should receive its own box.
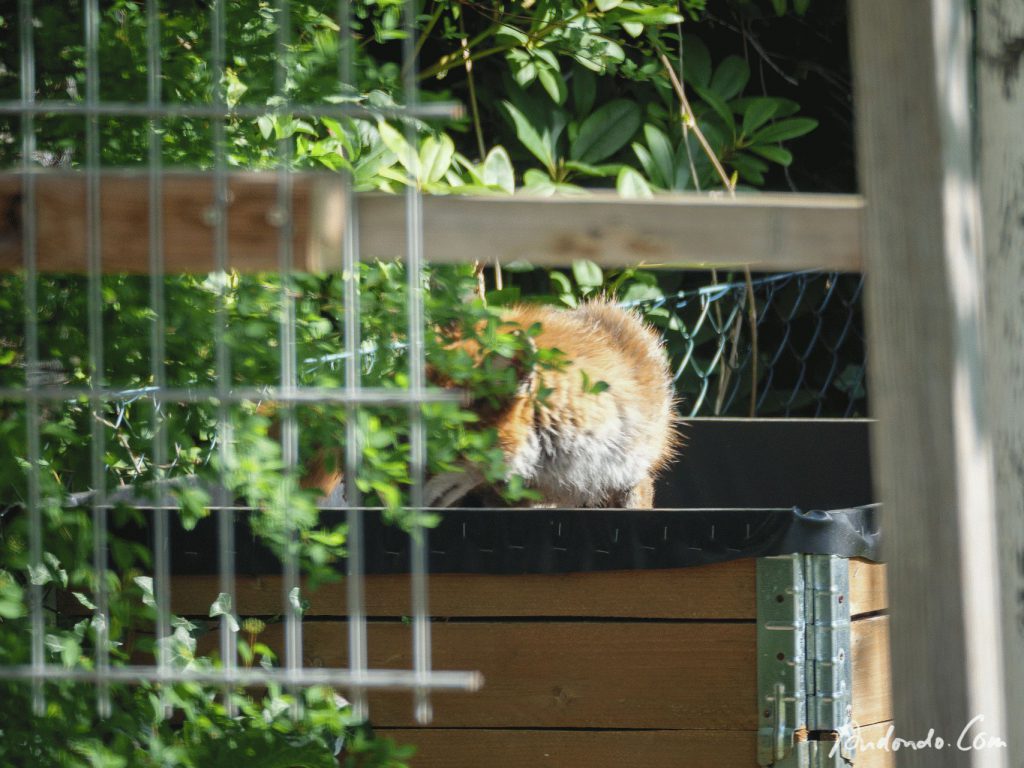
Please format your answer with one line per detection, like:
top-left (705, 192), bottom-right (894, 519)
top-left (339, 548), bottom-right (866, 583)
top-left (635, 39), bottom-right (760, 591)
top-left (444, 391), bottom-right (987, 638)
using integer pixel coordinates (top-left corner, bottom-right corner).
top-left (658, 52), bottom-right (735, 194)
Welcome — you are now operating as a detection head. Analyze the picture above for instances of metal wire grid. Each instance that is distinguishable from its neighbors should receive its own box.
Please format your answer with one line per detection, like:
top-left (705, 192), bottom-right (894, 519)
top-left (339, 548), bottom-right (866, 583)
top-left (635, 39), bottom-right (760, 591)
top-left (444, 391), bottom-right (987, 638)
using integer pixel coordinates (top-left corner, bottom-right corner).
top-left (623, 271), bottom-right (867, 418)
top-left (1, 0), bottom-right (479, 723)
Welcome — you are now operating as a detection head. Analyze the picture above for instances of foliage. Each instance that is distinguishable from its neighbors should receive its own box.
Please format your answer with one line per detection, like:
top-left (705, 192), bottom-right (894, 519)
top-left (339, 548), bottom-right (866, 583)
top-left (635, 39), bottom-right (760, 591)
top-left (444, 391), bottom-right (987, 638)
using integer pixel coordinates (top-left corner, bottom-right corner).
top-left (0, 0), bottom-right (841, 765)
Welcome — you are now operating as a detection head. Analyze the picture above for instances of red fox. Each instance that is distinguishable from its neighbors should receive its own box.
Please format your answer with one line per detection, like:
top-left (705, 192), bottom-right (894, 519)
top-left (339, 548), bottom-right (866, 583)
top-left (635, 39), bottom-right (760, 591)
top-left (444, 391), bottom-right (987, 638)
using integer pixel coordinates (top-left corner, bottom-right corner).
top-left (425, 299), bottom-right (679, 509)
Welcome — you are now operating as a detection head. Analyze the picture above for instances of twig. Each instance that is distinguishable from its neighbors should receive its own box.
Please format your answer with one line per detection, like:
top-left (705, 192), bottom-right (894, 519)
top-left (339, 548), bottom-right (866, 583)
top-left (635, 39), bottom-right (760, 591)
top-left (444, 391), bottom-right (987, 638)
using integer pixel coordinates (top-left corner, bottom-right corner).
top-left (660, 50), bottom-right (759, 414)
top-left (659, 52), bottom-right (735, 194)
top-left (458, 15), bottom-right (486, 160)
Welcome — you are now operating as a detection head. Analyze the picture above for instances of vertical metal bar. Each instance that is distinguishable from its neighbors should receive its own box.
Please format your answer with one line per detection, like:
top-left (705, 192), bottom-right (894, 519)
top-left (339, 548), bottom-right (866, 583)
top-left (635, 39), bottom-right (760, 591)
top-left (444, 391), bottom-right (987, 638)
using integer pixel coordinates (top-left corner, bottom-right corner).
top-left (146, 0), bottom-right (173, 712)
top-left (338, 0), bottom-right (369, 722)
top-left (274, 0), bottom-right (303, 713)
top-left (19, 0), bottom-right (45, 717)
top-left (210, 0), bottom-right (237, 715)
top-left (402, 0), bottom-right (433, 725)
top-left (84, 0), bottom-right (111, 718)
top-left (756, 554), bottom-right (808, 767)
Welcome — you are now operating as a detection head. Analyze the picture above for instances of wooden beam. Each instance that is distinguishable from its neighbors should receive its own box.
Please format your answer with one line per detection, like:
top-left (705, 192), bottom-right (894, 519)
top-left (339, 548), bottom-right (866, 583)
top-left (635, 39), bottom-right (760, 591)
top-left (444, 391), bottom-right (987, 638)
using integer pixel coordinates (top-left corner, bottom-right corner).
top-left (0, 171), bottom-right (864, 273)
top-left (161, 559), bottom-right (887, 620)
top-left (852, 1), bottom-right (1009, 766)
top-left (978, 0), bottom-right (1024, 759)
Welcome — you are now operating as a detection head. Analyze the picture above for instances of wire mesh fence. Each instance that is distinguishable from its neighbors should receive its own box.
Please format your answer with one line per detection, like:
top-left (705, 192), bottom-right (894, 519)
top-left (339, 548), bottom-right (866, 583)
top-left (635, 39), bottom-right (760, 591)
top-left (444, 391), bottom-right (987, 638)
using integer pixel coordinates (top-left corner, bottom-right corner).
top-left (633, 270), bottom-right (867, 418)
top-left (0, 0), bottom-right (473, 729)
top-left (0, 0), bottom-right (868, 754)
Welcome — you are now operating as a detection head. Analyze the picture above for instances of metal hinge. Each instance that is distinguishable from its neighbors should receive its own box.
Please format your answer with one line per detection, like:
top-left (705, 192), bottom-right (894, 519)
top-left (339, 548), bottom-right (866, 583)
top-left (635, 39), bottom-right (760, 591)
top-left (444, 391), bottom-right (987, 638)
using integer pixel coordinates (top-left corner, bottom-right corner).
top-left (806, 554), bottom-right (855, 767)
top-left (757, 554), bottom-right (808, 767)
top-left (757, 554), bottom-right (855, 768)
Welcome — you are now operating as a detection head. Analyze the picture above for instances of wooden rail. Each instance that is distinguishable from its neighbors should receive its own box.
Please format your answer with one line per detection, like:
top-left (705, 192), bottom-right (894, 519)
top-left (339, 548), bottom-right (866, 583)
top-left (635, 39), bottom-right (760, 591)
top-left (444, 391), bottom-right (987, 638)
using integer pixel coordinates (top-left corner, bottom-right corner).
top-left (0, 171), bottom-right (864, 273)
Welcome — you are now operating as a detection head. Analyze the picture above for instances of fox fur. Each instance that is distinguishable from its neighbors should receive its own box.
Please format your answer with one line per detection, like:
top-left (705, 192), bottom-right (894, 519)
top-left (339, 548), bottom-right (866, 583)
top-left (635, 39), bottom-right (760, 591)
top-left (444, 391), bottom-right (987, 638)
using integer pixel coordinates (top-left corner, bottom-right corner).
top-left (425, 299), bottom-right (679, 509)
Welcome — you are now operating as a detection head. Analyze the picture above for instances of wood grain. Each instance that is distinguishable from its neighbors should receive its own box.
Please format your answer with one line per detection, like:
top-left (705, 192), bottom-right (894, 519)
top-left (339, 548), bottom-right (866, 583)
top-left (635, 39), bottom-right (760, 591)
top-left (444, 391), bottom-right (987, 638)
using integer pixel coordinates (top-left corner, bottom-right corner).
top-left (852, 615), bottom-right (892, 726)
top-left (166, 559), bottom-right (887, 620)
top-left (0, 172), bottom-right (863, 273)
top-left (378, 727), bottom-right (757, 768)
top-left (216, 615), bottom-right (889, 730)
top-left (378, 724), bottom-right (898, 768)
top-left (978, 0), bottom-right (1024, 758)
top-left (851, 2), bottom-right (1007, 765)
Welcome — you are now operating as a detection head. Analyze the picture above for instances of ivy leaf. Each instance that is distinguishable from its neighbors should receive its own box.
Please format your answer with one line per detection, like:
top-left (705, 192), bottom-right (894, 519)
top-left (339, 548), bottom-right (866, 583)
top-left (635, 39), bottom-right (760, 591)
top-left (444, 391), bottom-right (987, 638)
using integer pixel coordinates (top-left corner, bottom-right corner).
top-left (134, 576), bottom-right (156, 608)
top-left (570, 99), bottom-right (641, 164)
top-left (209, 592), bottom-right (240, 633)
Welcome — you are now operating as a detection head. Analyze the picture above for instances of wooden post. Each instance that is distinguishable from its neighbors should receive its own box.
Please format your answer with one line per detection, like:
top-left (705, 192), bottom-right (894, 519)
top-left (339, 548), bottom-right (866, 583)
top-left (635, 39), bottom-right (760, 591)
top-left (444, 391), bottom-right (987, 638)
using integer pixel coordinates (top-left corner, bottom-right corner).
top-left (978, 0), bottom-right (1024, 760)
top-left (851, 1), bottom-right (1009, 765)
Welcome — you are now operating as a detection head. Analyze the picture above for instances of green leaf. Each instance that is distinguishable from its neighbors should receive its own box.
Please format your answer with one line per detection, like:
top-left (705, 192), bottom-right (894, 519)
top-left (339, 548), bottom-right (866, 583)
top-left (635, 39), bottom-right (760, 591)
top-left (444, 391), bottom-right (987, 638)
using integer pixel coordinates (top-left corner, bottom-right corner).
top-left (570, 99), bottom-right (641, 164)
top-left (728, 152), bottom-right (769, 184)
top-left (681, 36), bottom-right (711, 89)
top-left (616, 167), bottom-right (654, 198)
top-left (741, 97), bottom-right (780, 137)
top-left (549, 270), bottom-right (574, 298)
top-left (134, 576), bottom-right (156, 608)
top-left (710, 56), bottom-right (750, 101)
top-left (572, 260), bottom-right (604, 289)
top-left (537, 65), bottom-right (568, 105)
top-left (209, 592), bottom-right (240, 632)
top-left (572, 65), bottom-right (596, 115)
top-left (693, 83), bottom-right (735, 136)
top-left (257, 115), bottom-right (274, 140)
top-left (795, 0), bottom-right (811, 14)
top-left (501, 101), bottom-right (555, 173)
top-left (749, 144), bottom-right (793, 166)
top-left (643, 124), bottom-right (675, 189)
top-left (750, 117), bottom-right (819, 144)
top-left (631, 142), bottom-right (660, 187)
top-left (377, 121), bottom-right (419, 176)
top-left (419, 134), bottom-right (455, 184)
top-left (622, 21), bottom-right (644, 37)
top-left (596, 0), bottom-right (623, 10)
top-left (483, 146), bottom-right (515, 193)
top-left (772, 0), bottom-right (787, 14)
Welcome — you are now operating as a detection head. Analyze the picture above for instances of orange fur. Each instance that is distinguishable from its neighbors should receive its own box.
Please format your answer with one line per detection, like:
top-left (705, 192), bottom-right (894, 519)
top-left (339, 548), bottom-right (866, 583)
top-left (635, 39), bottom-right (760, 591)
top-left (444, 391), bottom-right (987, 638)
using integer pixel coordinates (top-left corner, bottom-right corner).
top-left (428, 299), bottom-right (679, 508)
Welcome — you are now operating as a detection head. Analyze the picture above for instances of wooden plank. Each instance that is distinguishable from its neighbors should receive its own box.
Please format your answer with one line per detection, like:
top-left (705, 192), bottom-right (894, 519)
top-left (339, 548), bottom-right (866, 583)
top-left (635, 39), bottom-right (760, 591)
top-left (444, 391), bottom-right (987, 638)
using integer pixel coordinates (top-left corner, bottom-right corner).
top-left (220, 616), bottom-right (889, 730)
top-left (252, 621), bottom-right (758, 729)
top-left (377, 728), bottom-right (757, 768)
top-left (852, 615), bottom-right (892, 726)
top-left (166, 559), bottom-right (887, 619)
top-left (978, 0), bottom-right (1024, 760)
top-left (851, 2), bottom-right (1009, 765)
top-left (380, 723), bottom-right (898, 768)
top-left (0, 171), bottom-right (864, 273)
top-left (0, 172), bottom-right (313, 272)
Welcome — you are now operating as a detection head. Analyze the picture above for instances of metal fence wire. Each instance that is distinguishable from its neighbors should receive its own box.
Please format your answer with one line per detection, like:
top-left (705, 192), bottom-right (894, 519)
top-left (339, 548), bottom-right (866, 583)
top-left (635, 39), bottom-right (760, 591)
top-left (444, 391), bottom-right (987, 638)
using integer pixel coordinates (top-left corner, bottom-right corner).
top-left (0, 0), bottom-right (474, 725)
top-left (0, 0), bottom-right (868, 736)
top-left (630, 270), bottom-right (867, 418)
